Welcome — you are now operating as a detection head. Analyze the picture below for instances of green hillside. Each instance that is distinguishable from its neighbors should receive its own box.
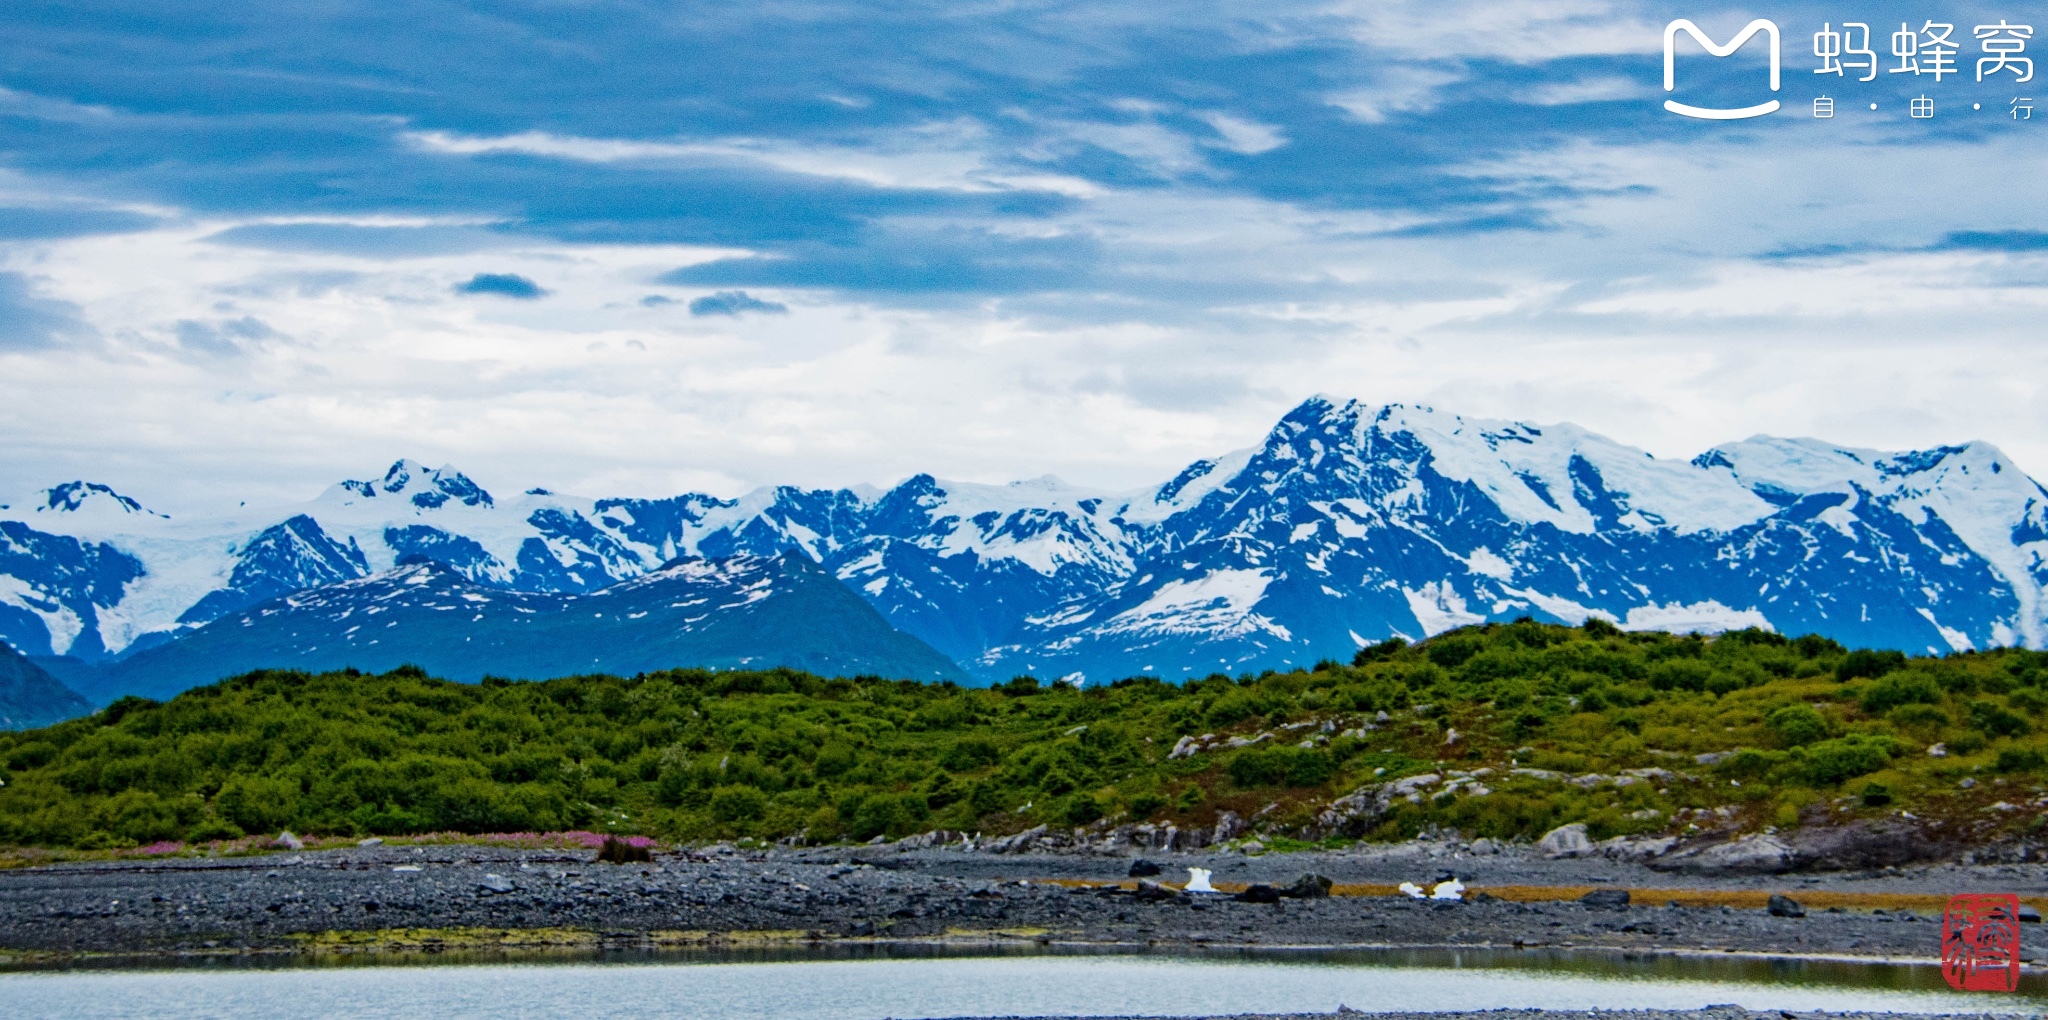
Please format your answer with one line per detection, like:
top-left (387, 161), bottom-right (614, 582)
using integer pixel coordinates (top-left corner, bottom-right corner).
top-left (1, 620), bottom-right (2044, 853)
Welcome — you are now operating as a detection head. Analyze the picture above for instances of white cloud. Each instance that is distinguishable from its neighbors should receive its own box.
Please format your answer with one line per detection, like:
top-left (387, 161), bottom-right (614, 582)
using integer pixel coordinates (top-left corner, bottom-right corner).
top-left (1518, 75), bottom-right (1648, 105)
top-left (1329, 0), bottom-right (1661, 61)
top-left (1326, 65), bottom-right (1464, 123)
top-left (406, 124), bottom-right (1104, 197)
top-left (1197, 112), bottom-right (1289, 154)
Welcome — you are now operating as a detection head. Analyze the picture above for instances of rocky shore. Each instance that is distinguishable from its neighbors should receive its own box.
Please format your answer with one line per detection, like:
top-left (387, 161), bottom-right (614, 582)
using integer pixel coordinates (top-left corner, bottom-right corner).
top-left (1, 832), bottom-right (2044, 963)
top-left (930, 1013), bottom-right (2037, 1020)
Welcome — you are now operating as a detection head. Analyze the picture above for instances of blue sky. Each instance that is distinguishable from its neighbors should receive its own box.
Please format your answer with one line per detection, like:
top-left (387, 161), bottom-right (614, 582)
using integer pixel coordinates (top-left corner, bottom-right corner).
top-left (1, 0), bottom-right (2045, 508)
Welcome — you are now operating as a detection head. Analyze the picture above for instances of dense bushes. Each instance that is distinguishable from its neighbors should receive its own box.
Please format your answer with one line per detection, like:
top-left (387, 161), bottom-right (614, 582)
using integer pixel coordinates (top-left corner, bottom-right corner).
top-left (2, 621), bottom-right (2045, 850)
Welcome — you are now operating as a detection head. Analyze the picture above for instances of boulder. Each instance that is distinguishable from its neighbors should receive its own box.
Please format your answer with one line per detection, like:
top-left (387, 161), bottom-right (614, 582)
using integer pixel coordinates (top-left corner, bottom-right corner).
top-left (1236, 884), bottom-right (1283, 904)
top-left (1128, 859), bottom-right (1163, 878)
top-left (597, 836), bottom-right (654, 864)
top-left (272, 831), bottom-right (305, 851)
top-left (1286, 873), bottom-right (1334, 899)
top-left (987, 825), bottom-right (1048, 854)
top-left (478, 874), bottom-right (515, 894)
top-left (1579, 888), bottom-right (1631, 908)
top-left (1211, 811), bottom-right (1246, 844)
top-left (1597, 836), bottom-right (1676, 861)
top-left (1786, 820), bottom-right (1942, 870)
top-left (1538, 823), bottom-right (1593, 857)
top-left (1133, 880), bottom-right (1179, 902)
top-left (1650, 833), bottom-right (1795, 874)
top-left (2018, 904), bottom-right (2041, 924)
top-left (1767, 894), bottom-right (1806, 918)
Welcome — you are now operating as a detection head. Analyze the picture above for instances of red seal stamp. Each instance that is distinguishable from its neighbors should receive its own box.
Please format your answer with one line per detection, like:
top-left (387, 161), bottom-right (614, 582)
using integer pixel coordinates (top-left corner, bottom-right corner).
top-left (1941, 893), bottom-right (2023, 992)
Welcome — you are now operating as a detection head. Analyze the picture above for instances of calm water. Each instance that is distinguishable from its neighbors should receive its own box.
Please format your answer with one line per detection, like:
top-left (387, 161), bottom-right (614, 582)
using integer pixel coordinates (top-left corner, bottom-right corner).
top-left (3, 946), bottom-right (2042, 1019)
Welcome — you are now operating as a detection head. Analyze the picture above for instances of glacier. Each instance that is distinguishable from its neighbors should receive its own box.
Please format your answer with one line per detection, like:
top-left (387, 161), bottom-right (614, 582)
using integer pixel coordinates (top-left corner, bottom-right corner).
top-left (4, 396), bottom-right (2045, 685)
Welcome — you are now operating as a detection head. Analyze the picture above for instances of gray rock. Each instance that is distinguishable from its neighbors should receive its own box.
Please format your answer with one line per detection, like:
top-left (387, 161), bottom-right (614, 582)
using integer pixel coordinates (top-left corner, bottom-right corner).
top-left (1597, 836), bottom-right (1676, 861)
top-left (478, 874), bottom-right (514, 894)
top-left (1652, 833), bottom-right (1795, 874)
top-left (2020, 904), bottom-right (2041, 923)
top-left (1767, 893), bottom-right (1806, 918)
top-left (987, 825), bottom-right (1048, 853)
top-left (271, 831), bottom-right (304, 851)
top-left (1786, 820), bottom-right (1940, 870)
top-left (1579, 888), bottom-right (1630, 908)
top-left (1286, 873), bottom-right (1334, 899)
top-left (1128, 859), bottom-right (1162, 878)
top-left (1538, 823), bottom-right (1593, 857)
top-left (1211, 811), bottom-right (1246, 844)
top-left (1133, 880), bottom-right (1179, 902)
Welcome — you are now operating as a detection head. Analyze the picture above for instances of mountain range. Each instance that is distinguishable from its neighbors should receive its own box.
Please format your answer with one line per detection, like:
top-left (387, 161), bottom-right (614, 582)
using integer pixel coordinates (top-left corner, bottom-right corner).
top-left (5, 396), bottom-right (2045, 708)
top-left (75, 553), bottom-right (963, 705)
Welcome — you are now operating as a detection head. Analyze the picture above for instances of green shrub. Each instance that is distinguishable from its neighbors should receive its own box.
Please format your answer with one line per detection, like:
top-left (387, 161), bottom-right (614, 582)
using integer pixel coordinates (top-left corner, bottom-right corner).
top-left (1860, 672), bottom-right (1942, 713)
top-left (1994, 747), bottom-right (2046, 773)
top-left (1060, 792), bottom-right (1105, 825)
top-left (1715, 748), bottom-right (1785, 781)
top-left (1127, 791), bottom-right (1167, 818)
top-left (849, 792), bottom-right (929, 840)
top-left (1888, 703), bottom-right (1949, 731)
top-left (186, 815), bottom-right (246, 842)
top-left (1648, 660), bottom-right (1712, 692)
top-left (709, 785), bottom-right (768, 823)
top-left (215, 775), bottom-right (300, 834)
top-left (1227, 746), bottom-right (1335, 787)
top-left (1836, 649), bottom-right (1906, 682)
top-left (1794, 735), bottom-right (1898, 785)
top-left (939, 737), bottom-right (999, 771)
top-left (1968, 701), bottom-right (2032, 738)
top-left (1204, 689), bottom-right (1260, 727)
top-left (1765, 703), bottom-right (1829, 747)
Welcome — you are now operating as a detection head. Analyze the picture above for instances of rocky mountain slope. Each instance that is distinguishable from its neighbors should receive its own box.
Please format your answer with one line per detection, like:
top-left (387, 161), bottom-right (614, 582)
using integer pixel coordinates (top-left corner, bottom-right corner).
top-left (5, 396), bottom-right (2045, 689)
top-left (0, 641), bottom-right (90, 730)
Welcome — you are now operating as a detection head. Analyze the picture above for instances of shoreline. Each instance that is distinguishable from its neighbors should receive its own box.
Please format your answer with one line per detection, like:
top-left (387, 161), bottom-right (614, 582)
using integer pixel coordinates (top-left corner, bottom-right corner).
top-left (2, 839), bottom-right (2043, 970)
top-left (0, 931), bottom-right (1979, 973)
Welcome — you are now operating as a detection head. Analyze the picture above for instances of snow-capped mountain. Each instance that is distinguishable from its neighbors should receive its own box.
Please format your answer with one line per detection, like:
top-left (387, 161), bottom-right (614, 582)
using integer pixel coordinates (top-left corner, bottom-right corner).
top-left (5, 396), bottom-right (2045, 688)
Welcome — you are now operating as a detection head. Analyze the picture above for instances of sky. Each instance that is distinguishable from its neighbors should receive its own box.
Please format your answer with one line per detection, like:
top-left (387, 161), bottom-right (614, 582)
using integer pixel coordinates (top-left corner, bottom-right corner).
top-left (1, 0), bottom-right (2045, 513)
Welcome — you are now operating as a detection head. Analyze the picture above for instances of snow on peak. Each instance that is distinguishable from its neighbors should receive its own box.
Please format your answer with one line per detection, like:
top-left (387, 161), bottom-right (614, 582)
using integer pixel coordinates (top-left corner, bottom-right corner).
top-left (38, 481), bottom-right (163, 518)
top-left (1293, 397), bottom-right (1774, 536)
top-left (329, 459), bottom-right (495, 510)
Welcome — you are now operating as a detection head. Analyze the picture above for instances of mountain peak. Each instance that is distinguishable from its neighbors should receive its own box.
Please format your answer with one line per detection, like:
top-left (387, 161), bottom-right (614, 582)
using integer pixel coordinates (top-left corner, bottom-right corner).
top-left (332, 459), bottom-right (494, 510)
top-left (38, 481), bottom-right (163, 518)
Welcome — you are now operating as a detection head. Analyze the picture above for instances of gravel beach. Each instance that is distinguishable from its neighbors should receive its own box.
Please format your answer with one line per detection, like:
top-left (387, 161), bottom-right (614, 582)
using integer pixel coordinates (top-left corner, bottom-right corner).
top-left (2, 834), bottom-right (2044, 962)
top-left (921, 1013), bottom-right (2037, 1020)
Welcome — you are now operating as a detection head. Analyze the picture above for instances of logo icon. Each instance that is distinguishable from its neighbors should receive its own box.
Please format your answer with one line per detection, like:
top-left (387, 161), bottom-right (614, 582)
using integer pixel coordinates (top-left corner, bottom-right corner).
top-left (1664, 19), bottom-right (1782, 119)
top-left (1941, 893), bottom-right (2024, 992)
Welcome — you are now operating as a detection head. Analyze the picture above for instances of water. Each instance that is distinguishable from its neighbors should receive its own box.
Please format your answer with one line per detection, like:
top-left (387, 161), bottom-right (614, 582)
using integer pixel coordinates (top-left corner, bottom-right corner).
top-left (3, 946), bottom-right (2041, 1019)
